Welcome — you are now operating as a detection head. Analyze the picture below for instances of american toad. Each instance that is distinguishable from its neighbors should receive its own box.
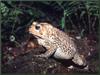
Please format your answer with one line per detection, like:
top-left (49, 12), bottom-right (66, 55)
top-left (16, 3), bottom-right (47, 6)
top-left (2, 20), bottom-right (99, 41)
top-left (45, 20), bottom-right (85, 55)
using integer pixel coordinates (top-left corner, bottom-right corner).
top-left (29, 21), bottom-right (87, 66)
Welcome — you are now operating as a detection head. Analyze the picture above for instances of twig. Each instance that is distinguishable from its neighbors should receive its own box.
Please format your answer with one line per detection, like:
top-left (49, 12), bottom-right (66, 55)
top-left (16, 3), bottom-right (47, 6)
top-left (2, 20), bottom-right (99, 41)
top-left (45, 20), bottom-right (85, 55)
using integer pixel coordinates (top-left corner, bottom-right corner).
top-left (81, 15), bottom-right (87, 30)
top-left (85, 2), bottom-right (91, 34)
top-left (67, 16), bottom-right (79, 34)
top-left (92, 16), bottom-right (97, 33)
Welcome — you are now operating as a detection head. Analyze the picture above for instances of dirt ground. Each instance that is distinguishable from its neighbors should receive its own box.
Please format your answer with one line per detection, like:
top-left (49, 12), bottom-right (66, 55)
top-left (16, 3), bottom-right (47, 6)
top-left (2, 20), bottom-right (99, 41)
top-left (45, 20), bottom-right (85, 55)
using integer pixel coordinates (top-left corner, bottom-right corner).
top-left (1, 33), bottom-right (99, 74)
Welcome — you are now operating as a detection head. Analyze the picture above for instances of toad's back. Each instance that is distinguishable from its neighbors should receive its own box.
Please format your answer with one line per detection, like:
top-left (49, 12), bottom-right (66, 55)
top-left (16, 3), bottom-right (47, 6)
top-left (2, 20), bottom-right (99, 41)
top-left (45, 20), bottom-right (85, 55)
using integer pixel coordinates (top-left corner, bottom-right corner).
top-left (45, 27), bottom-right (77, 59)
top-left (29, 22), bottom-right (87, 66)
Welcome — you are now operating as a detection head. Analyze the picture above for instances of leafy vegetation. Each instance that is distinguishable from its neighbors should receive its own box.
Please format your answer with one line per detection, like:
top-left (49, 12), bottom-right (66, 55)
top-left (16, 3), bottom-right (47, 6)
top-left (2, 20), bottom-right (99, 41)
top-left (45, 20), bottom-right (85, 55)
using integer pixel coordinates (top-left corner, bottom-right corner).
top-left (1, 1), bottom-right (99, 41)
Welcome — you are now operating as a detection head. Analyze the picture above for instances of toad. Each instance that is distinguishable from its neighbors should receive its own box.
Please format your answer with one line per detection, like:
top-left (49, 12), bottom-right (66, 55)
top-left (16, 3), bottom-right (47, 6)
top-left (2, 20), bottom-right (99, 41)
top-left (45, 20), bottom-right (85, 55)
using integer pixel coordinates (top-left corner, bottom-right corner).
top-left (28, 21), bottom-right (87, 66)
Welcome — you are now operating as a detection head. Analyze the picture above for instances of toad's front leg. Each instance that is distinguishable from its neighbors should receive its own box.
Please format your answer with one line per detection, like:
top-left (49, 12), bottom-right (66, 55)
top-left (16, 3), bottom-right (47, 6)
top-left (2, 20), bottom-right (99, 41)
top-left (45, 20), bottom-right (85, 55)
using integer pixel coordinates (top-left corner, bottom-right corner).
top-left (34, 46), bottom-right (57, 58)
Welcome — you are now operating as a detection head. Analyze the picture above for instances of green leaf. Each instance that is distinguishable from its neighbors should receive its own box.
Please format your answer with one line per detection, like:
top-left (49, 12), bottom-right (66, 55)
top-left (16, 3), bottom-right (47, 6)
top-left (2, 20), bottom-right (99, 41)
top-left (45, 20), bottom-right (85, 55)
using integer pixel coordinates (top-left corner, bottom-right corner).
top-left (80, 11), bottom-right (86, 18)
top-left (1, 2), bottom-right (9, 17)
top-left (60, 17), bottom-right (65, 29)
top-left (15, 10), bottom-right (23, 15)
top-left (56, 1), bottom-right (63, 6)
top-left (80, 29), bottom-right (85, 38)
top-left (41, 1), bottom-right (51, 5)
top-left (27, 9), bottom-right (33, 15)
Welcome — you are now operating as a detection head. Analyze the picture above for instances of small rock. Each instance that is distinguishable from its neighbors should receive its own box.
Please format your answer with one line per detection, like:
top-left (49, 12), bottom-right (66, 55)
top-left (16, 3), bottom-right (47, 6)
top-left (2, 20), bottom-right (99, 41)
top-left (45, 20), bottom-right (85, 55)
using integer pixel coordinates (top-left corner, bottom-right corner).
top-left (68, 65), bottom-right (74, 69)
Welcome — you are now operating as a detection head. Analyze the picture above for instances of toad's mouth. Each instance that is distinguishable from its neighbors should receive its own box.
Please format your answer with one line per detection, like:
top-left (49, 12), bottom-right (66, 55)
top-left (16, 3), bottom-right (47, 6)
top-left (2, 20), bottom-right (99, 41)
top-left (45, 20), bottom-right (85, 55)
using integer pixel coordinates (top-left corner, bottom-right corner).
top-left (31, 33), bottom-right (44, 39)
top-left (34, 34), bottom-right (42, 39)
top-left (29, 32), bottom-right (49, 41)
top-left (29, 31), bottom-right (43, 39)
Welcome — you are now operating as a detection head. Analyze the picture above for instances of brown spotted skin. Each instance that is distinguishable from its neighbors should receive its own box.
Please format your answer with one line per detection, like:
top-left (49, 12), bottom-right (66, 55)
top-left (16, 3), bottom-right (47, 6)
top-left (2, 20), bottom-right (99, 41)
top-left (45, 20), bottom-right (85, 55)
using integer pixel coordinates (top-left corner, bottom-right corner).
top-left (29, 21), bottom-right (87, 66)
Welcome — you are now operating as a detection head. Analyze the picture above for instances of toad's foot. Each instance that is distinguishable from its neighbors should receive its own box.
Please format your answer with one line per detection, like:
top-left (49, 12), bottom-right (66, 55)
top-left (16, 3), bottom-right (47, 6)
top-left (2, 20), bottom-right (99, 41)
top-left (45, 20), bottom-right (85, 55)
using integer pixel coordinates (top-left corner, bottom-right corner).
top-left (72, 53), bottom-right (87, 66)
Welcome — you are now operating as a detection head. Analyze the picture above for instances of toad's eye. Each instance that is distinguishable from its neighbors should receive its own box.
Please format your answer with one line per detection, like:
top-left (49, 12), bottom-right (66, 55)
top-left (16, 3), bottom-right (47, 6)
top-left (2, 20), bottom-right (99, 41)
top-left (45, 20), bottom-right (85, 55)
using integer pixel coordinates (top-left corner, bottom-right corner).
top-left (35, 25), bottom-right (40, 30)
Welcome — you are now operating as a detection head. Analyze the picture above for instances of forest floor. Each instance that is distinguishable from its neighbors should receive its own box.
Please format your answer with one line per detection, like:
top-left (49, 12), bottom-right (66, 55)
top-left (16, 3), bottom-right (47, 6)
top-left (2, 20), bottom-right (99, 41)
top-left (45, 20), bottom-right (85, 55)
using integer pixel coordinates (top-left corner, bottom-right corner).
top-left (1, 32), bottom-right (99, 74)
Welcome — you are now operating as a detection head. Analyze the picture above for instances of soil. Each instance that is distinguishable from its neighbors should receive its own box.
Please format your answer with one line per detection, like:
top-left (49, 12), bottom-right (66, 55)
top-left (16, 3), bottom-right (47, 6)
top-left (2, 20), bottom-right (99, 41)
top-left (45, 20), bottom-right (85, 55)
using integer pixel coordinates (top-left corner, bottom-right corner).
top-left (1, 33), bottom-right (99, 74)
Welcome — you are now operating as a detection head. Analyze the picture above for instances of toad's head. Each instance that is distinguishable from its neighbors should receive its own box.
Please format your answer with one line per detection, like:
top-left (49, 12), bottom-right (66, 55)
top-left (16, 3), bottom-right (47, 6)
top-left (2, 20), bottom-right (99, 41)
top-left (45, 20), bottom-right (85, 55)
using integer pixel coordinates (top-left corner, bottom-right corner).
top-left (29, 21), bottom-right (54, 39)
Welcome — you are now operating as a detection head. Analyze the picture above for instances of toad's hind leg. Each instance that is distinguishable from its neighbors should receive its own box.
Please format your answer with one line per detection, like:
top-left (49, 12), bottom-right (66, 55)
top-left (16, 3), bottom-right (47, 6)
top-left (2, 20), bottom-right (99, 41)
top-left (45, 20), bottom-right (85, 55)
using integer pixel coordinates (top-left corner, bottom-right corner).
top-left (72, 53), bottom-right (87, 66)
